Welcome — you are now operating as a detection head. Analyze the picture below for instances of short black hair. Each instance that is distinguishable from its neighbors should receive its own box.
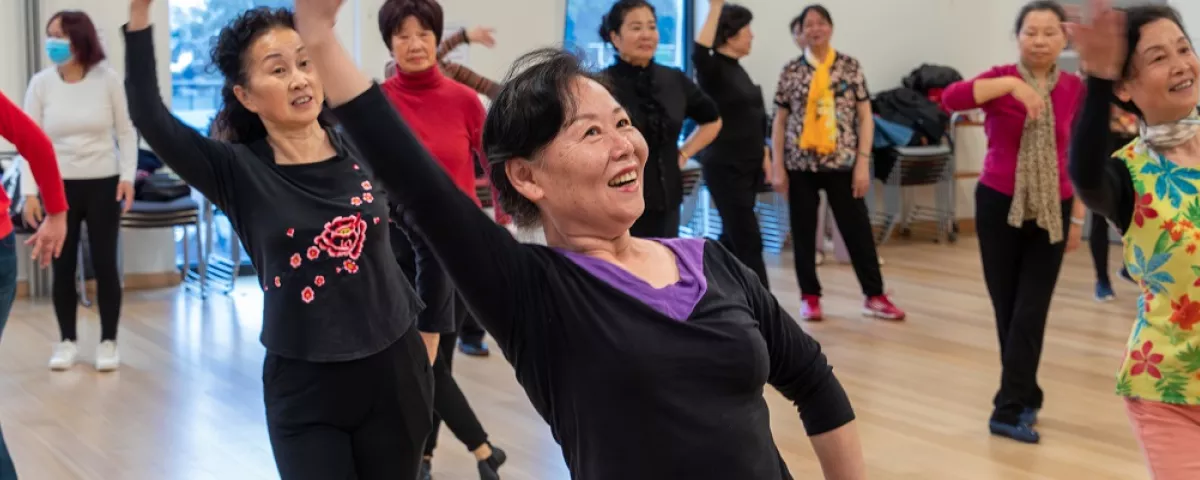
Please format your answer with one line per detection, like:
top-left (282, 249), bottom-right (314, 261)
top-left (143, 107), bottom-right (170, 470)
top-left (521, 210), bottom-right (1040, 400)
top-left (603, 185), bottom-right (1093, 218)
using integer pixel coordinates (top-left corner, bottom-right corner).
top-left (482, 48), bottom-right (611, 228)
top-left (1114, 5), bottom-right (1190, 116)
top-left (1014, 0), bottom-right (1067, 35)
top-left (377, 0), bottom-right (444, 50)
top-left (793, 4), bottom-right (832, 33)
top-left (598, 0), bottom-right (656, 47)
top-left (714, 4), bottom-right (753, 48)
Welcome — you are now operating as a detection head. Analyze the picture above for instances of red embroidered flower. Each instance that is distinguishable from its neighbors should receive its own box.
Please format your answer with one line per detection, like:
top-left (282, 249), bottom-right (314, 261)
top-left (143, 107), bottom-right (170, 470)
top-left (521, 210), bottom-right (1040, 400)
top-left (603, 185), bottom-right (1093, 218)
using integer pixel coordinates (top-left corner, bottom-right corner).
top-left (306, 246), bottom-right (320, 261)
top-left (1189, 244), bottom-right (1197, 255)
top-left (286, 228), bottom-right (295, 237)
top-left (373, 217), bottom-right (381, 225)
top-left (314, 275), bottom-right (326, 287)
top-left (336, 267), bottom-right (343, 273)
top-left (290, 253), bottom-right (302, 269)
top-left (315, 214), bottom-right (368, 260)
top-left (352, 164), bottom-right (360, 170)
top-left (1170, 294), bottom-right (1200, 330)
top-left (361, 181), bottom-right (373, 191)
top-left (362, 193), bottom-right (374, 203)
top-left (343, 259), bottom-right (359, 274)
top-left (1130, 341), bottom-right (1164, 378)
top-left (351, 197), bottom-right (363, 206)
top-left (301, 286), bottom-right (315, 304)
top-left (1133, 193), bottom-right (1159, 228)
top-left (274, 276), bottom-right (281, 287)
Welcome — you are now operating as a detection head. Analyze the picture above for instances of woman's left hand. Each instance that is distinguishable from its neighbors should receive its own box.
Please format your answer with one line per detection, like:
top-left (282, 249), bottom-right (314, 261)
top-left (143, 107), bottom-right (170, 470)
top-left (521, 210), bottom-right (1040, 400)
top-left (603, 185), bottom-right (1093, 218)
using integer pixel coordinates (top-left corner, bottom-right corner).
top-left (116, 181), bottom-right (136, 214)
top-left (293, 0), bottom-right (344, 37)
top-left (1066, 223), bottom-right (1083, 253)
top-left (851, 165), bottom-right (870, 198)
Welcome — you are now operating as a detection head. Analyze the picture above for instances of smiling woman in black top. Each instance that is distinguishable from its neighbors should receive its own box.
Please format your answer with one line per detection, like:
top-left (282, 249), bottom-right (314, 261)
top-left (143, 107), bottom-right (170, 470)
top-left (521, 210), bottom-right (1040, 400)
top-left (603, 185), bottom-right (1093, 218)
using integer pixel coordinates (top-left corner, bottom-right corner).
top-left (693, 0), bottom-right (770, 287)
top-left (124, 2), bottom-right (437, 479)
top-left (600, 0), bottom-right (723, 238)
top-left (291, 0), bottom-right (865, 478)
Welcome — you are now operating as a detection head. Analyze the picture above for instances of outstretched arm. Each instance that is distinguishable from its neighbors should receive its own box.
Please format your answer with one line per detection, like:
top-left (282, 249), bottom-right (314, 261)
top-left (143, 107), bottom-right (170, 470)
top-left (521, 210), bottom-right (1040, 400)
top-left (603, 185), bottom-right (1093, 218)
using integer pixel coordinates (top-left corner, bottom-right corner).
top-left (1068, 77), bottom-right (1135, 232)
top-left (294, 0), bottom-right (532, 348)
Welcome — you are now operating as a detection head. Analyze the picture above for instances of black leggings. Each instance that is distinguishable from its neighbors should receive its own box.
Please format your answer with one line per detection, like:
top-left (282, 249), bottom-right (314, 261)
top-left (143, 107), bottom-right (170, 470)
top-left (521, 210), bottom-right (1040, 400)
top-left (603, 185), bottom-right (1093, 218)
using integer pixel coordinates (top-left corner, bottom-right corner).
top-left (786, 170), bottom-right (884, 297)
top-left (1090, 211), bottom-right (1113, 286)
top-left (975, 184), bottom-right (1070, 424)
top-left (53, 177), bottom-right (123, 342)
top-left (426, 317), bottom-right (490, 456)
top-left (702, 161), bottom-right (769, 288)
top-left (264, 327), bottom-right (434, 480)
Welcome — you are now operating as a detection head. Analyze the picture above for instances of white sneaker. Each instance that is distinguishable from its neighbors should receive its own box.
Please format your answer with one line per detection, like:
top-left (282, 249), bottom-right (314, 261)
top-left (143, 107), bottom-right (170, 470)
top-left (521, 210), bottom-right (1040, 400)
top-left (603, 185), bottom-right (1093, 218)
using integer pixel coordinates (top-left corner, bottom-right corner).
top-left (95, 341), bottom-right (120, 372)
top-left (49, 341), bottom-right (78, 371)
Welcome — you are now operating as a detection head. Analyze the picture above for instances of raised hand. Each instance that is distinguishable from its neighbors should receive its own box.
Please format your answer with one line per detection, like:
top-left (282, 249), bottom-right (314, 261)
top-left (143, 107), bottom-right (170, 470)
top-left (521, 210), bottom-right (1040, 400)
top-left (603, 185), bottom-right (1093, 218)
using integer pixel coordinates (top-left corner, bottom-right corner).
top-left (129, 0), bottom-right (153, 30)
top-left (293, 0), bottom-right (345, 39)
top-left (467, 27), bottom-right (497, 48)
top-left (1066, 0), bottom-right (1127, 80)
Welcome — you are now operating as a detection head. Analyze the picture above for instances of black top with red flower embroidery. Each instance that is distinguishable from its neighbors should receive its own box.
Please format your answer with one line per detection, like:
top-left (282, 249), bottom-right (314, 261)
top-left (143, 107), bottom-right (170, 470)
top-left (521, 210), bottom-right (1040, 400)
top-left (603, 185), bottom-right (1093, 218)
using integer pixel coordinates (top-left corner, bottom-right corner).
top-left (123, 26), bottom-right (426, 362)
top-left (332, 84), bottom-right (853, 479)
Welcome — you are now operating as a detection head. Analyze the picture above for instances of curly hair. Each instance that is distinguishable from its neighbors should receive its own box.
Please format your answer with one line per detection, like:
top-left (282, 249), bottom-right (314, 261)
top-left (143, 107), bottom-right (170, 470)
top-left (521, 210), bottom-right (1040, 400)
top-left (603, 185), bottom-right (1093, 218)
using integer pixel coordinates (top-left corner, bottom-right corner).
top-left (207, 7), bottom-right (334, 143)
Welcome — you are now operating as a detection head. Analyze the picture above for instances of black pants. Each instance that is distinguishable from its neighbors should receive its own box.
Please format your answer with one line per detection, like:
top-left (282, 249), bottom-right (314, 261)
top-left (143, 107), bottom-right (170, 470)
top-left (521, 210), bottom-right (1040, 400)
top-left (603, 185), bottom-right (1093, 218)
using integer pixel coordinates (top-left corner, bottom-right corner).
top-left (459, 314), bottom-right (485, 346)
top-left (264, 327), bottom-right (434, 480)
top-left (786, 170), bottom-right (883, 297)
top-left (630, 207), bottom-right (681, 238)
top-left (425, 314), bottom-right (489, 456)
top-left (975, 184), bottom-right (1070, 424)
top-left (53, 176), bottom-right (123, 341)
top-left (703, 161), bottom-right (769, 288)
top-left (1090, 211), bottom-right (1112, 286)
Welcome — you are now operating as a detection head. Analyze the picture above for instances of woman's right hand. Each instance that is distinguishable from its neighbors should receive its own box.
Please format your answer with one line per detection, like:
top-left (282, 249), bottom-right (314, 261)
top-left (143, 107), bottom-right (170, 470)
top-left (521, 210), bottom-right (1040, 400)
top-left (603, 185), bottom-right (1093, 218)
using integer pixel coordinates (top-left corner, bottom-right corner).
top-left (22, 196), bottom-right (43, 228)
top-left (1066, 0), bottom-right (1127, 80)
top-left (129, 0), bottom-right (153, 30)
top-left (1010, 79), bottom-right (1046, 120)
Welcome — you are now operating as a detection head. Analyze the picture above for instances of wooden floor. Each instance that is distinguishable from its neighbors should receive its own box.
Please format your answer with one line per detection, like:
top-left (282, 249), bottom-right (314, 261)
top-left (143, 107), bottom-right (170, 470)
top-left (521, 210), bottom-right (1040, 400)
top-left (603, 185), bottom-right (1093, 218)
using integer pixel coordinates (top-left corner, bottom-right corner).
top-left (0, 237), bottom-right (1152, 479)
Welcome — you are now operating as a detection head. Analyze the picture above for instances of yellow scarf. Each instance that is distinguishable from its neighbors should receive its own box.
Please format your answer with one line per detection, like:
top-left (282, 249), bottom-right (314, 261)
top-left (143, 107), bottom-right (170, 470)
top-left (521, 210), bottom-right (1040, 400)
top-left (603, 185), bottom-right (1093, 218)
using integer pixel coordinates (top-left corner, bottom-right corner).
top-left (799, 47), bottom-right (839, 155)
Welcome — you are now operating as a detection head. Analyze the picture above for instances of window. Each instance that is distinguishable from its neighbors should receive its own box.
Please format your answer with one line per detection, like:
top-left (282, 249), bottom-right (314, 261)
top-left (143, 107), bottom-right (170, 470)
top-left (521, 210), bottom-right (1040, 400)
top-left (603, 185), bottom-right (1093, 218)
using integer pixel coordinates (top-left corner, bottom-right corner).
top-left (563, 0), bottom-right (690, 71)
top-left (169, 0), bottom-right (294, 133)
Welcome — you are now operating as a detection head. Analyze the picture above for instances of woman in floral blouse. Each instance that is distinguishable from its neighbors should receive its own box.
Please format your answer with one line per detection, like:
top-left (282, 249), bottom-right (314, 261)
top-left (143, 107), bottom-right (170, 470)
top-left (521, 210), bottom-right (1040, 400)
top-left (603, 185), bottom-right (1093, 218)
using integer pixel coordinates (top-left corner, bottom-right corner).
top-left (1070, 4), bottom-right (1200, 478)
top-left (770, 4), bottom-right (904, 322)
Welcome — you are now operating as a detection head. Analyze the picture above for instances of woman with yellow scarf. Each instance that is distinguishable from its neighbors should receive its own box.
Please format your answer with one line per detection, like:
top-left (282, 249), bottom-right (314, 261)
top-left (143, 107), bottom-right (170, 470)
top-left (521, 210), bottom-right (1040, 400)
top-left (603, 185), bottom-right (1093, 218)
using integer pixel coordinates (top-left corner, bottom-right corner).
top-left (770, 4), bottom-right (905, 322)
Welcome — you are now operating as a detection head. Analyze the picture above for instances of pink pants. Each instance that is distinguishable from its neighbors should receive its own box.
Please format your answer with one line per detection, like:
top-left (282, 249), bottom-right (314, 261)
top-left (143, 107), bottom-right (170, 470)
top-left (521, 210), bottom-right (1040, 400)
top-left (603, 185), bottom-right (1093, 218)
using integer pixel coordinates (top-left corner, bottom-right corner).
top-left (1125, 398), bottom-right (1200, 479)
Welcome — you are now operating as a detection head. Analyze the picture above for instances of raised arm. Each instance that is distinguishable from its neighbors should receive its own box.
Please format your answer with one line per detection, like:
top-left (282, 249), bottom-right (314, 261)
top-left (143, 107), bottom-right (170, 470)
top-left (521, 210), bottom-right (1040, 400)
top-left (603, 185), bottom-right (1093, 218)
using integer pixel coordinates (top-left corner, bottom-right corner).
top-left (1068, 77), bottom-right (1135, 232)
top-left (725, 243), bottom-right (862, 479)
top-left (694, 0), bottom-right (722, 48)
top-left (294, 0), bottom-right (531, 348)
top-left (437, 27), bottom-right (503, 100)
top-left (123, 3), bottom-right (240, 211)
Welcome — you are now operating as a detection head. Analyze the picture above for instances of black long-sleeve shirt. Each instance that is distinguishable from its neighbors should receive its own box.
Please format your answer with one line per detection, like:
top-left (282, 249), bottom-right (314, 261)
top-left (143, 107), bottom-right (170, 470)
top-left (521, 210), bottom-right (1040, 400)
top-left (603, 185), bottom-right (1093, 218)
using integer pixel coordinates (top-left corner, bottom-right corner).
top-left (1068, 77), bottom-right (1136, 233)
top-left (333, 84), bottom-right (853, 479)
top-left (692, 42), bottom-right (768, 164)
top-left (602, 59), bottom-right (720, 211)
top-left (123, 26), bottom-right (430, 361)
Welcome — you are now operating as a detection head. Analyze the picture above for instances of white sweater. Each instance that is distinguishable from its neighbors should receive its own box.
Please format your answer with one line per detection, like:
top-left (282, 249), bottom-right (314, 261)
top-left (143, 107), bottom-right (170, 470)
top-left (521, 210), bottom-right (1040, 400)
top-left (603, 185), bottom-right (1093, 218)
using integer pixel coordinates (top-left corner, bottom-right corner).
top-left (19, 65), bottom-right (137, 195)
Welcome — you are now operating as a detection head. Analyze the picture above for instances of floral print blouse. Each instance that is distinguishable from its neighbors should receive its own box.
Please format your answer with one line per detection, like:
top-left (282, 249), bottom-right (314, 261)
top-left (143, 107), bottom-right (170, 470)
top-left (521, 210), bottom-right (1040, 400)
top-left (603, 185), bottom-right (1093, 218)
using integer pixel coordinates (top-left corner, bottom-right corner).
top-left (772, 52), bottom-right (870, 172)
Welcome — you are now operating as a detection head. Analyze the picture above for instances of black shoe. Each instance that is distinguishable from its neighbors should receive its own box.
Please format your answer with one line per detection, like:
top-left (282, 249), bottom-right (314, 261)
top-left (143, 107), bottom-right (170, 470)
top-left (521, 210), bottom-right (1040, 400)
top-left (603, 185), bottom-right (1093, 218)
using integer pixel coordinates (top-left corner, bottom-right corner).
top-left (419, 458), bottom-right (432, 480)
top-left (478, 445), bottom-right (507, 480)
top-left (989, 419), bottom-right (1040, 444)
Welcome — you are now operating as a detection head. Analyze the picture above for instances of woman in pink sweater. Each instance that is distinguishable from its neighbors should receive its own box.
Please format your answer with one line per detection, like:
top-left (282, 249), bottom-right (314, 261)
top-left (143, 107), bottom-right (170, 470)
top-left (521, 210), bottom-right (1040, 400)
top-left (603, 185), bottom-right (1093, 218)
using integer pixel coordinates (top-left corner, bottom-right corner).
top-left (941, 0), bottom-right (1086, 444)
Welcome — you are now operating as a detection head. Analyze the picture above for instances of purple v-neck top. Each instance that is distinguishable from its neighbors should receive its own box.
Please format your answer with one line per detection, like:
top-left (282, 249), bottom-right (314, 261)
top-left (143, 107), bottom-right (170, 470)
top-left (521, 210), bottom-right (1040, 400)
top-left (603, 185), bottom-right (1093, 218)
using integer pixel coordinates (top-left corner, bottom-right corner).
top-left (554, 238), bottom-right (708, 321)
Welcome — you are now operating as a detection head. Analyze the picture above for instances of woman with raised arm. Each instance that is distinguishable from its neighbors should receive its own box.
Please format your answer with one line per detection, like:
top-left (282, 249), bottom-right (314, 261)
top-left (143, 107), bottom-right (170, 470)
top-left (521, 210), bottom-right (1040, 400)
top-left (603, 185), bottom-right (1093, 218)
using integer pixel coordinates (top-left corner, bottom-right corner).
top-left (292, 1), bottom-right (865, 478)
top-left (600, 0), bottom-right (723, 238)
top-left (941, 0), bottom-right (1085, 444)
top-left (1069, 3), bottom-right (1200, 477)
top-left (692, 0), bottom-right (771, 287)
top-left (376, 1), bottom-right (506, 478)
top-left (123, 1), bottom-right (436, 478)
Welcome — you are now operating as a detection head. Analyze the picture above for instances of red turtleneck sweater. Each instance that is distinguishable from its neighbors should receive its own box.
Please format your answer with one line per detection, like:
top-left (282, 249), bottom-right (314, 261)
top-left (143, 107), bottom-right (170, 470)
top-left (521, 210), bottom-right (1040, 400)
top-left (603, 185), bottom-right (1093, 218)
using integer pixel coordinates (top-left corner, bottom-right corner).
top-left (382, 66), bottom-right (488, 206)
top-left (0, 91), bottom-right (68, 237)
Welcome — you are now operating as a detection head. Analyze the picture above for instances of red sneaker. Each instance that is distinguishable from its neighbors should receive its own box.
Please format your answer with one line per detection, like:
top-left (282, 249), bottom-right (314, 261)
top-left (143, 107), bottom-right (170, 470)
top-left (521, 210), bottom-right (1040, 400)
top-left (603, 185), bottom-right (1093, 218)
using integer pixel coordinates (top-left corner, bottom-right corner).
top-left (800, 294), bottom-right (823, 321)
top-left (863, 295), bottom-right (905, 321)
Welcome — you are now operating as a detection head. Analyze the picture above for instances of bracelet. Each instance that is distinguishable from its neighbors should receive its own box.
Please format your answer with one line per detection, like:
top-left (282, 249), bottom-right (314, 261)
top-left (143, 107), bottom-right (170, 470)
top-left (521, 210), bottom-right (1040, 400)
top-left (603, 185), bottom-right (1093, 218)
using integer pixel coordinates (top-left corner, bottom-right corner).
top-left (857, 150), bottom-right (870, 157)
top-left (1070, 217), bottom-right (1086, 226)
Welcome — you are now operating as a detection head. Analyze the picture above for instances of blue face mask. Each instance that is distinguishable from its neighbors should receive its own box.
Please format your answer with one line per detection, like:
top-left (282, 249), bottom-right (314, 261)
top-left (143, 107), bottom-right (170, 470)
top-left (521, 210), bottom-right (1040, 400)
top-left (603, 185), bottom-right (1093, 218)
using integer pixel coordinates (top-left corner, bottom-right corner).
top-left (45, 38), bottom-right (72, 65)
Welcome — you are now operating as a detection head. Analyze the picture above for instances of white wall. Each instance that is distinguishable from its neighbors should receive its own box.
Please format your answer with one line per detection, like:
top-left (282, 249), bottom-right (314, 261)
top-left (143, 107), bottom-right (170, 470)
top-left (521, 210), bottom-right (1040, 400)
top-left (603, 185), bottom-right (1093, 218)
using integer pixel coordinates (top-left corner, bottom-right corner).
top-left (1172, 0), bottom-right (1200, 34)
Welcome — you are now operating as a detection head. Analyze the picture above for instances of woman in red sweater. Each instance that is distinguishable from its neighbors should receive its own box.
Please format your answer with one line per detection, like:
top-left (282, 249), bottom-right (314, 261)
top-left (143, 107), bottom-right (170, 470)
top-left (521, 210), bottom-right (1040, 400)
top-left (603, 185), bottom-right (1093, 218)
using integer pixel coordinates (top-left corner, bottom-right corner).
top-left (941, 0), bottom-right (1086, 444)
top-left (377, 1), bottom-right (506, 479)
top-left (0, 90), bottom-right (68, 480)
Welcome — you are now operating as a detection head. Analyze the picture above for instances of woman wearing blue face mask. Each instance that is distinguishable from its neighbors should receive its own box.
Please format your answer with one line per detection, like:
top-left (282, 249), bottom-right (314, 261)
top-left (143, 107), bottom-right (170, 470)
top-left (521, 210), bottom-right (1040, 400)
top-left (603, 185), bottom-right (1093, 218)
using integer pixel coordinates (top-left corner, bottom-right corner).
top-left (20, 10), bottom-right (136, 373)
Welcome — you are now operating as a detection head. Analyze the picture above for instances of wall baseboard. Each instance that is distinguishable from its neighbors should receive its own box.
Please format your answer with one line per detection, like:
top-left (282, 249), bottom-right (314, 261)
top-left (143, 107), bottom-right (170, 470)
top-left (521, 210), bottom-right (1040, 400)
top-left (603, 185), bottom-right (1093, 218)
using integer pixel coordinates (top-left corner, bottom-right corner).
top-left (16, 271), bottom-right (183, 299)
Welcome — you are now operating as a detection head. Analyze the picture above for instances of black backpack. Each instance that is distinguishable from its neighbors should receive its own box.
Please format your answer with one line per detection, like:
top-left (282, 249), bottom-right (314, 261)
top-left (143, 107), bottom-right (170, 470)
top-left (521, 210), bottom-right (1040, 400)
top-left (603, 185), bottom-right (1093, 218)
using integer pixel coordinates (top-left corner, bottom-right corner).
top-left (871, 87), bottom-right (950, 146)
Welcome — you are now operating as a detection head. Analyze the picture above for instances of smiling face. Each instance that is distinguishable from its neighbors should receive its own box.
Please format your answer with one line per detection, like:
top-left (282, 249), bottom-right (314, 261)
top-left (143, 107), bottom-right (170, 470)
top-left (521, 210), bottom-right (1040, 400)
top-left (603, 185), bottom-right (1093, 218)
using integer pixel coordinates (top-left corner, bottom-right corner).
top-left (610, 6), bottom-right (659, 65)
top-left (233, 27), bottom-right (324, 131)
top-left (390, 15), bottom-right (437, 74)
top-left (504, 77), bottom-right (649, 236)
top-left (1017, 9), bottom-right (1067, 70)
top-left (1117, 18), bottom-right (1200, 125)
